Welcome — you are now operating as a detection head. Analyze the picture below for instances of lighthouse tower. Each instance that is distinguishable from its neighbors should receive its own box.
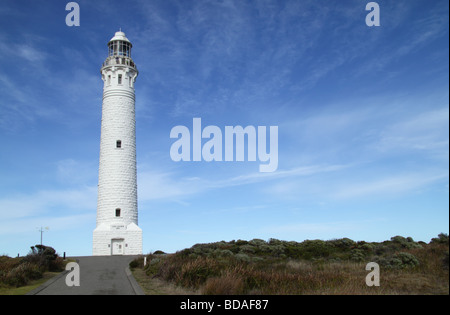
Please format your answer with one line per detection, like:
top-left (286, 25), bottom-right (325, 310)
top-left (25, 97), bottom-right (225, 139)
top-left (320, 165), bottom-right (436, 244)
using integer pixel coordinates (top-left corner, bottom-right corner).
top-left (93, 31), bottom-right (142, 256)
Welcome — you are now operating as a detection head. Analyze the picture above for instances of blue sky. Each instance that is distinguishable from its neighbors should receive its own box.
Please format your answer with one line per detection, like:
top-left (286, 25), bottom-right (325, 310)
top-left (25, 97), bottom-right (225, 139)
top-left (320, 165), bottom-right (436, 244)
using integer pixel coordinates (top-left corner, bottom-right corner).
top-left (0, 0), bottom-right (448, 257)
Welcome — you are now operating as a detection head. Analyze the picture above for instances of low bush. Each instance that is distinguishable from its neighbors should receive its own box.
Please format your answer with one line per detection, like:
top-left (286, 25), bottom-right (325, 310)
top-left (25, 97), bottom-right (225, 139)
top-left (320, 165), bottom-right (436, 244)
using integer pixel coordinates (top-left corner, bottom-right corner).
top-left (376, 252), bottom-right (420, 269)
top-left (0, 245), bottom-right (63, 288)
top-left (350, 249), bottom-right (365, 262)
top-left (129, 257), bottom-right (145, 269)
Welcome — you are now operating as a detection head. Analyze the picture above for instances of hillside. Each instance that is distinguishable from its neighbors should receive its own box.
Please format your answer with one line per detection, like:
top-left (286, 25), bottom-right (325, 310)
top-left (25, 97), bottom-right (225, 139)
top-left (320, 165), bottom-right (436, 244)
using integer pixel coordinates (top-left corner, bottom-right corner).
top-left (130, 234), bottom-right (449, 295)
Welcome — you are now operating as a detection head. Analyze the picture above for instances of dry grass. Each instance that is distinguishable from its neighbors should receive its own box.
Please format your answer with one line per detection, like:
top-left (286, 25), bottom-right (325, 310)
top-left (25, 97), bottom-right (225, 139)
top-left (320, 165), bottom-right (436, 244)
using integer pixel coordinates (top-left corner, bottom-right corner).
top-left (131, 239), bottom-right (449, 295)
top-left (131, 267), bottom-right (199, 295)
top-left (138, 255), bottom-right (447, 295)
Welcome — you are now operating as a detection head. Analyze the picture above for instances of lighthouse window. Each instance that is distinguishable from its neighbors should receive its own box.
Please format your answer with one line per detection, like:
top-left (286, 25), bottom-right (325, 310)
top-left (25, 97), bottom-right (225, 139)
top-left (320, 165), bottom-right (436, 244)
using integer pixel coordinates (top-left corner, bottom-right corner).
top-left (107, 75), bottom-right (111, 85)
top-left (115, 208), bottom-right (121, 217)
top-left (116, 140), bottom-right (122, 148)
top-left (124, 43), bottom-right (130, 57)
top-left (113, 42), bottom-right (118, 55)
top-left (118, 74), bottom-right (122, 85)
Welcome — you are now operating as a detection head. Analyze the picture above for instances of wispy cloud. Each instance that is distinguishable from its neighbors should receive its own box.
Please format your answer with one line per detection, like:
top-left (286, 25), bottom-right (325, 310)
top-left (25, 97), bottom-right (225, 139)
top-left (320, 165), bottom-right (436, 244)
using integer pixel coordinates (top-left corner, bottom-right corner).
top-left (213, 164), bottom-right (348, 188)
top-left (0, 186), bottom-right (96, 221)
top-left (332, 171), bottom-right (448, 200)
top-left (15, 44), bottom-right (47, 62)
top-left (138, 163), bottom-right (347, 202)
top-left (131, 0), bottom-right (366, 116)
top-left (374, 106), bottom-right (449, 157)
top-left (0, 213), bottom-right (95, 236)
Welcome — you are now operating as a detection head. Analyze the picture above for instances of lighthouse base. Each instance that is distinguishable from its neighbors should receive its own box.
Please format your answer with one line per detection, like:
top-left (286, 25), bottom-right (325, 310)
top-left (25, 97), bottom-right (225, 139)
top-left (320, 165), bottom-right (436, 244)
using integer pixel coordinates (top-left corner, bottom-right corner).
top-left (93, 223), bottom-right (142, 256)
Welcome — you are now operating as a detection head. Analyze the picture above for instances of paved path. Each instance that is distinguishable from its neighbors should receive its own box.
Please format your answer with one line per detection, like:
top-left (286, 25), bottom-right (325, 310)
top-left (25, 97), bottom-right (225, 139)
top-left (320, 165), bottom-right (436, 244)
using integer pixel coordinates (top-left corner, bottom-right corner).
top-left (29, 256), bottom-right (144, 295)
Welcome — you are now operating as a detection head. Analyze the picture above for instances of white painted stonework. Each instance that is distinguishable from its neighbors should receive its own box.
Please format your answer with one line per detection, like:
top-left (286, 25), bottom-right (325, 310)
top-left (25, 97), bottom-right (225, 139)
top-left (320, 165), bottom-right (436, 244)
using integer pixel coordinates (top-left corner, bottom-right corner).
top-left (93, 31), bottom-right (142, 256)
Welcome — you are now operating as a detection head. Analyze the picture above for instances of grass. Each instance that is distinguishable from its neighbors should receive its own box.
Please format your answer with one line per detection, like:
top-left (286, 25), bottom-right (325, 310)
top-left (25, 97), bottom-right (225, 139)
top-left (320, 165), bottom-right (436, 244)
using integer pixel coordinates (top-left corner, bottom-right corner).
top-left (130, 234), bottom-right (449, 295)
top-left (0, 271), bottom-right (62, 295)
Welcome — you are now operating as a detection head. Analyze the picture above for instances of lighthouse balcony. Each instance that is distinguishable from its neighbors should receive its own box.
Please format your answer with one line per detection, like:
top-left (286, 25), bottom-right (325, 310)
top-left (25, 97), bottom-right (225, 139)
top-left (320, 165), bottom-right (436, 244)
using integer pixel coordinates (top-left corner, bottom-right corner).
top-left (102, 56), bottom-right (137, 69)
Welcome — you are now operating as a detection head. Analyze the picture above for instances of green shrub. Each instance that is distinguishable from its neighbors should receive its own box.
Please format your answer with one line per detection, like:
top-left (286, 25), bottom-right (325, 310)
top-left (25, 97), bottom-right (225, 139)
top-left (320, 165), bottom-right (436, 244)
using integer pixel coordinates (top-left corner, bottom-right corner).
top-left (21, 262), bottom-right (43, 281)
top-left (249, 239), bottom-right (266, 247)
top-left (350, 249), bottom-right (365, 262)
top-left (376, 252), bottom-right (420, 269)
top-left (268, 238), bottom-right (283, 245)
top-left (144, 256), bottom-right (162, 276)
top-left (298, 240), bottom-right (333, 260)
top-left (235, 253), bottom-right (251, 262)
top-left (219, 250), bottom-right (234, 257)
top-left (269, 244), bottom-right (285, 257)
top-left (3, 262), bottom-right (43, 287)
top-left (240, 245), bottom-right (255, 254)
top-left (360, 243), bottom-right (375, 252)
top-left (394, 252), bottom-right (419, 268)
top-left (391, 236), bottom-right (408, 244)
top-left (328, 238), bottom-right (356, 249)
top-left (390, 236), bottom-right (422, 249)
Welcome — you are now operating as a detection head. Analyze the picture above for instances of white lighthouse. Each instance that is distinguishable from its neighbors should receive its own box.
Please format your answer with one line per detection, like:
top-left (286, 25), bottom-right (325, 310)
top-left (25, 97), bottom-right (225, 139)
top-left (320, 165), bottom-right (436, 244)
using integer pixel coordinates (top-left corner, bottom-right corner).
top-left (93, 31), bottom-right (142, 256)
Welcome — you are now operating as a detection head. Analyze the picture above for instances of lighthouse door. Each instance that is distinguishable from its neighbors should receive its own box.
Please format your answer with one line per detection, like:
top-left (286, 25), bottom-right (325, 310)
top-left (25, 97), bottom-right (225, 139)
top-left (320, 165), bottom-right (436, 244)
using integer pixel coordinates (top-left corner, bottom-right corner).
top-left (111, 239), bottom-right (124, 255)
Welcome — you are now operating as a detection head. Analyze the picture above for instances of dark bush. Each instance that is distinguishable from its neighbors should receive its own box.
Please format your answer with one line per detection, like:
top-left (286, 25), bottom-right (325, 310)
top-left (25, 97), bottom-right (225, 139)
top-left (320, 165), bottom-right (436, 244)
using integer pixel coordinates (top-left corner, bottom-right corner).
top-left (431, 233), bottom-right (449, 245)
top-left (23, 245), bottom-right (63, 272)
top-left (129, 259), bottom-right (140, 269)
top-left (235, 240), bottom-right (248, 246)
top-left (298, 240), bottom-right (334, 260)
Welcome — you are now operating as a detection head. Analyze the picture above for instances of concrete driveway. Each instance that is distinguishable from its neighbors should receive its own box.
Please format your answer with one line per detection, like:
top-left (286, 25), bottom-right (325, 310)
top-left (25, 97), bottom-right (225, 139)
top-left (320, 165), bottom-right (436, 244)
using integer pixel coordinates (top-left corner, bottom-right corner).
top-left (28, 256), bottom-right (144, 295)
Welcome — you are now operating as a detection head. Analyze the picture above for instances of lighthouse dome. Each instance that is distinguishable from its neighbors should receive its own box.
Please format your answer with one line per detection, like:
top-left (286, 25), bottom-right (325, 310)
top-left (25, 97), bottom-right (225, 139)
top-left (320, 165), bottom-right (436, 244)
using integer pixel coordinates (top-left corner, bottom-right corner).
top-left (109, 31), bottom-right (132, 45)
